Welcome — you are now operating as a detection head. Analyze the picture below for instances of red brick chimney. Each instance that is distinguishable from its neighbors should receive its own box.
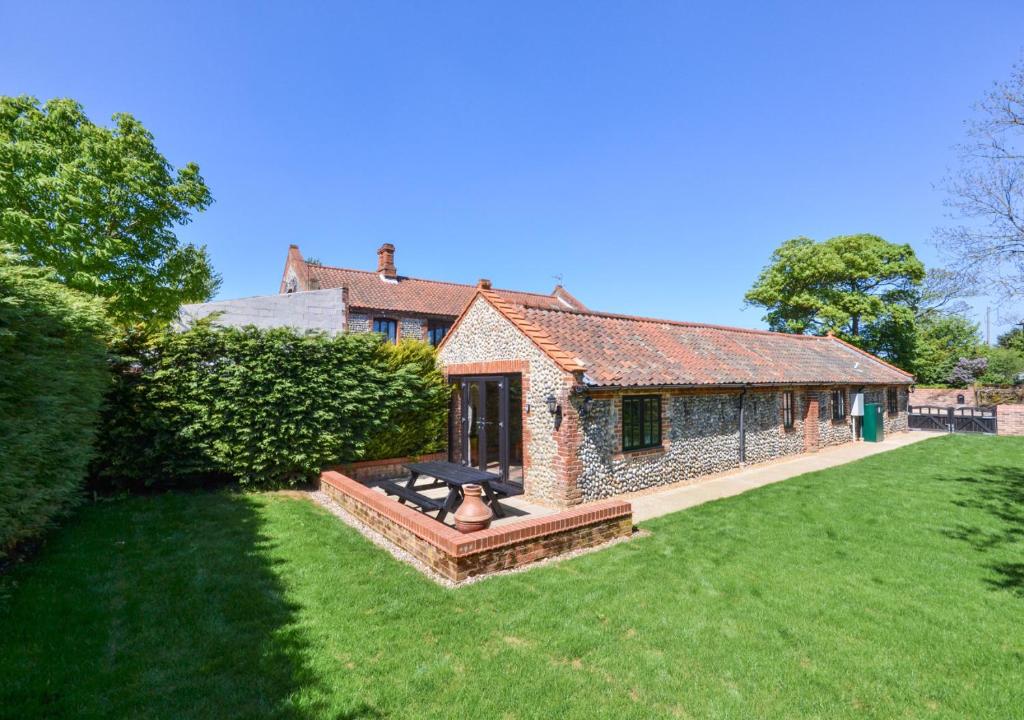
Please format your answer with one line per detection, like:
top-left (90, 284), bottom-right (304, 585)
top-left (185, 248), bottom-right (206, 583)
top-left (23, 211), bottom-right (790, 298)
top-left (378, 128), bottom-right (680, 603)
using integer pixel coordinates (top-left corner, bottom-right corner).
top-left (377, 243), bottom-right (397, 278)
top-left (477, 278), bottom-right (492, 289)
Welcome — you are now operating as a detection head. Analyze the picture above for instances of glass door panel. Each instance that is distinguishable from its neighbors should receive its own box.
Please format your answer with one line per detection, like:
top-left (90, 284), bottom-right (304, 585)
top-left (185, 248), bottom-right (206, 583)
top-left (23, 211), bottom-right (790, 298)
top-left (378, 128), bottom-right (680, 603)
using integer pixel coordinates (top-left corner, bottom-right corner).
top-left (458, 376), bottom-right (509, 481)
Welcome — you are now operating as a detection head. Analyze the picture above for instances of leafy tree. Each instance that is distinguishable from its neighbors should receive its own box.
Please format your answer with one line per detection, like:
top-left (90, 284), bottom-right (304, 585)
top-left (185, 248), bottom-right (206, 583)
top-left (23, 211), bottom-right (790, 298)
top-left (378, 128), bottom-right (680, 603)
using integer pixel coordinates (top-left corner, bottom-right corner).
top-left (934, 57), bottom-right (1024, 305)
top-left (0, 96), bottom-right (218, 327)
top-left (911, 313), bottom-right (982, 385)
top-left (996, 326), bottom-right (1024, 352)
top-left (978, 345), bottom-right (1024, 386)
top-left (745, 234), bottom-right (925, 365)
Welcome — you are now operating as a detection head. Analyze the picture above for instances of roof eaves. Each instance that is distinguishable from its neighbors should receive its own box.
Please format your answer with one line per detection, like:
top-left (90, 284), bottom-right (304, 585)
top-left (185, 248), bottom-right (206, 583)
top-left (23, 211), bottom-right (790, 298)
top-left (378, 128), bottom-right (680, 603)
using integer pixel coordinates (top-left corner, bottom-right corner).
top-left (826, 334), bottom-right (915, 381)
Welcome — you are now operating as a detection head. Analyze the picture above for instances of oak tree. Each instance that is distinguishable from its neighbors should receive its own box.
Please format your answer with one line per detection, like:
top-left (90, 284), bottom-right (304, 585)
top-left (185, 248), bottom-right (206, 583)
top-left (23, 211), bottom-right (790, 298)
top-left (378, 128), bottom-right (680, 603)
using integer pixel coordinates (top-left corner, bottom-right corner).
top-left (745, 234), bottom-right (925, 366)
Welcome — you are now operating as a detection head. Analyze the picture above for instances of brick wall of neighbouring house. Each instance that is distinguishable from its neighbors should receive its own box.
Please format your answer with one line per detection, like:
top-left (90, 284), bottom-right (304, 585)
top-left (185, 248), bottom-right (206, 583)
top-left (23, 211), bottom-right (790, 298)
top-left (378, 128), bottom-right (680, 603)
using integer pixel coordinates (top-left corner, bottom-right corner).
top-left (318, 470), bottom-right (632, 581)
top-left (911, 388), bottom-right (972, 406)
top-left (348, 313), bottom-right (371, 333)
top-left (997, 405), bottom-right (1024, 436)
top-left (349, 311), bottom-right (446, 343)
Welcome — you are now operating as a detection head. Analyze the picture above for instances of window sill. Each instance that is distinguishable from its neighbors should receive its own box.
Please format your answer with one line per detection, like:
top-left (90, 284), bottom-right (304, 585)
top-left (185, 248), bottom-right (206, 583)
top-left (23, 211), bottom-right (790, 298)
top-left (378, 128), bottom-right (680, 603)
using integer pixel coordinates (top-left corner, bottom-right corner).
top-left (613, 445), bottom-right (667, 461)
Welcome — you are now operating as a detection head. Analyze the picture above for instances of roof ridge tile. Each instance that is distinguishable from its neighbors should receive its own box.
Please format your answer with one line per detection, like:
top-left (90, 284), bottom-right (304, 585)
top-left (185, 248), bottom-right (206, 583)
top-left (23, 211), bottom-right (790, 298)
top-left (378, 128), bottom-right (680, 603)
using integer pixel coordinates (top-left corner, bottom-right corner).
top-left (308, 263), bottom-right (561, 301)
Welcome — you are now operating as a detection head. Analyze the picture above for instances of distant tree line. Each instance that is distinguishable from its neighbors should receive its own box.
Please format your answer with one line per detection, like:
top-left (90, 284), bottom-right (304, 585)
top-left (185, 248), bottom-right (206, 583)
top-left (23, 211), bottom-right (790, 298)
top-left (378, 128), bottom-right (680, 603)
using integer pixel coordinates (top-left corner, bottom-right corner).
top-left (745, 232), bottom-right (1024, 387)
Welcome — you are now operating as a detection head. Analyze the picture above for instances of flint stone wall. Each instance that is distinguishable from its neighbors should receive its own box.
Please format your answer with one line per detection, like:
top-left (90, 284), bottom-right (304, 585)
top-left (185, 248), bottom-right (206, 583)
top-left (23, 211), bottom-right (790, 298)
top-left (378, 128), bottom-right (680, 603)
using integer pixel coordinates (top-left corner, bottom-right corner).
top-left (400, 317), bottom-right (424, 341)
top-left (816, 389), bottom-right (854, 447)
top-left (349, 313), bottom-right (429, 342)
top-left (577, 389), bottom-right (809, 501)
top-left (863, 386), bottom-right (909, 435)
top-left (348, 313), bottom-right (371, 333)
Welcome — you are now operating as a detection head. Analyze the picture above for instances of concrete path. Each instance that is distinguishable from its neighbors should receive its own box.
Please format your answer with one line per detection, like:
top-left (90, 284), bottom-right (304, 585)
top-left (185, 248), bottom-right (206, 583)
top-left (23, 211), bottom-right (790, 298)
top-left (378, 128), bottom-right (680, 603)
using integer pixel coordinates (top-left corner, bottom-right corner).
top-left (629, 431), bottom-right (935, 522)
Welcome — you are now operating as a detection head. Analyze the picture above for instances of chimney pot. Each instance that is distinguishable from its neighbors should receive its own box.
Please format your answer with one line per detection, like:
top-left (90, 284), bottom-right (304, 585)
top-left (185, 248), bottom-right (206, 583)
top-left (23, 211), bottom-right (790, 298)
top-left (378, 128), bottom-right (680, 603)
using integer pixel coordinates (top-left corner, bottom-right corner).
top-left (377, 243), bottom-right (397, 278)
top-left (477, 278), bottom-right (492, 289)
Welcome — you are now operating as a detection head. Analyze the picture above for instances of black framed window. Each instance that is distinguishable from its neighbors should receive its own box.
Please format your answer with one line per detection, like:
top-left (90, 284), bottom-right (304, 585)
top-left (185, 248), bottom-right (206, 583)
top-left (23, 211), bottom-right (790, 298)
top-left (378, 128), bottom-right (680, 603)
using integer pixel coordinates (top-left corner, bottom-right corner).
top-left (831, 389), bottom-right (846, 420)
top-left (427, 320), bottom-right (450, 346)
top-left (372, 318), bottom-right (397, 343)
top-left (622, 395), bottom-right (661, 451)
top-left (887, 387), bottom-right (899, 414)
top-left (782, 391), bottom-right (795, 429)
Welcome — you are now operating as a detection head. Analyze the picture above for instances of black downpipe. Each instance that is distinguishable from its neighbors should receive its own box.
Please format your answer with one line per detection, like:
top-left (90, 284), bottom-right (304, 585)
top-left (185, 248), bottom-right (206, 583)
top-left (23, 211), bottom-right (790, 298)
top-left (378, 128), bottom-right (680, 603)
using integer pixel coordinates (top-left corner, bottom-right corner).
top-left (737, 386), bottom-right (748, 464)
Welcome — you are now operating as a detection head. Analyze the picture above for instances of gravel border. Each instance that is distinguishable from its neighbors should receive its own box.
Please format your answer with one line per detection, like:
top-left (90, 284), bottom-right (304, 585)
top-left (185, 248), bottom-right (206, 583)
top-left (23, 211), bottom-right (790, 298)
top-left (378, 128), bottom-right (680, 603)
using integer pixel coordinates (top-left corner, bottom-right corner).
top-left (307, 490), bottom-right (640, 588)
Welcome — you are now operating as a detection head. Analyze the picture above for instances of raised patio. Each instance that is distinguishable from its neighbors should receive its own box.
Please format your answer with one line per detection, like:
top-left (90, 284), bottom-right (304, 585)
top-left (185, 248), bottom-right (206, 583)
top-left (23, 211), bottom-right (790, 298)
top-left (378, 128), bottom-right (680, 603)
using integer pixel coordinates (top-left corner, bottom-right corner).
top-left (318, 460), bottom-right (633, 582)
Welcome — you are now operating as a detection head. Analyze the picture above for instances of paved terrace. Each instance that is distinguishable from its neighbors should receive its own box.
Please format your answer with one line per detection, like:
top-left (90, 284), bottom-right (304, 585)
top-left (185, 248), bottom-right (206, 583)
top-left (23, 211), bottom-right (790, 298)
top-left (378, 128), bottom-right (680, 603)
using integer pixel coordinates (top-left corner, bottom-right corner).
top-left (628, 431), bottom-right (933, 522)
top-left (361, 431), bottom-right (933, 528)
top-left (365, 480), bottom-right (557, 528)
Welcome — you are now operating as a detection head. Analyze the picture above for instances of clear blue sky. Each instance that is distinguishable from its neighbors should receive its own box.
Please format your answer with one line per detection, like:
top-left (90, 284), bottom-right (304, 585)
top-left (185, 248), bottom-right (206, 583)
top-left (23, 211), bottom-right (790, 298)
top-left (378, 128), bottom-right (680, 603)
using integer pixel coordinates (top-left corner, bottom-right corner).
top-left (3, 1), bottom-right (1022, 334)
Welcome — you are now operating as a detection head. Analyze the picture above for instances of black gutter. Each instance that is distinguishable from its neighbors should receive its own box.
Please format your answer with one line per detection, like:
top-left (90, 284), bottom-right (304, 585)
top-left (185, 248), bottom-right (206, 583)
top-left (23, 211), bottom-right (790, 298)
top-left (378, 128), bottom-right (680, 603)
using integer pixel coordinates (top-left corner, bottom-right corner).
top-left (584, 381), bottom-right (911, 392)
top-left (737, 386), bottom-right (748, 464)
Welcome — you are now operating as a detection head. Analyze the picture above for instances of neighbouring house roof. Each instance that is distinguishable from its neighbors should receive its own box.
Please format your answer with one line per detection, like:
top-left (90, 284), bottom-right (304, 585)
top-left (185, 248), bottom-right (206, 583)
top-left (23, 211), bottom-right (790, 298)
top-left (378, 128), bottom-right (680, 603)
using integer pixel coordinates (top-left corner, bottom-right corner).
top-left (282, 244), bottom-right (586, 317)
top-left (177, 288), bottom-right (347, 334)
top-left (305, 264), bottom-right (584, 316)
top-left (450, 290), bottom-right (914, 388)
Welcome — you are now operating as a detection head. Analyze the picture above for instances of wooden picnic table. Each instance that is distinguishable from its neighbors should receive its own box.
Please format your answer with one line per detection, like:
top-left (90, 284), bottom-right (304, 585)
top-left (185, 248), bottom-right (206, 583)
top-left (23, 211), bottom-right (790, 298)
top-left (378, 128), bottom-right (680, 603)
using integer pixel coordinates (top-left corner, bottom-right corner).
top-left (379, 461), bottom-right (515, 523)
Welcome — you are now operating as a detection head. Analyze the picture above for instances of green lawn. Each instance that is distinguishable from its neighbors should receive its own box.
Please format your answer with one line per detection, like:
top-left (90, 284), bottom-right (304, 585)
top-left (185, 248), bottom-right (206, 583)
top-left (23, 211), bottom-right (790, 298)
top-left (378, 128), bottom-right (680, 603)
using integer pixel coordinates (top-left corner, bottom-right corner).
top-left (1, 435), bottom-right (1022, 719)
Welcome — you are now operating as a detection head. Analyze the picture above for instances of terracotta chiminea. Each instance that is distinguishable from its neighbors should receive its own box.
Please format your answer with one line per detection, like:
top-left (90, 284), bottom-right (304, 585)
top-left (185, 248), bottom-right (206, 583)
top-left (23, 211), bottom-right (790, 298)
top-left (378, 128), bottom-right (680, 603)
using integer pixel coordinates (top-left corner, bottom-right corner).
top-left (454, 485), bottom-right (493, 533)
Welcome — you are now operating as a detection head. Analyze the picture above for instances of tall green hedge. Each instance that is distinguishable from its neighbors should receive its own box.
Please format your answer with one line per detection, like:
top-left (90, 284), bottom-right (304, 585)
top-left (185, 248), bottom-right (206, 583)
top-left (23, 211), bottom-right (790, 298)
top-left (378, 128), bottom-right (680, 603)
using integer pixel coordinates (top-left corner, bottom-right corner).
top-left (0, 247), bottom-right (109, 558)
top-left (92, 323), bottom-right (450, 489)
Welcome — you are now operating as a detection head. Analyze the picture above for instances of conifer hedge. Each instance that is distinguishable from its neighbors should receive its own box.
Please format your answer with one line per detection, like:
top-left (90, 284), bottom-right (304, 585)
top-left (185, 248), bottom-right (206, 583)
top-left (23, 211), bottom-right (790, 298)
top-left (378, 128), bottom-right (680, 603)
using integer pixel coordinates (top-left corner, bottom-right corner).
top-left (91, 323), bottom-right (450, 490)
top-left (0, 248), bottom-right (109, 558)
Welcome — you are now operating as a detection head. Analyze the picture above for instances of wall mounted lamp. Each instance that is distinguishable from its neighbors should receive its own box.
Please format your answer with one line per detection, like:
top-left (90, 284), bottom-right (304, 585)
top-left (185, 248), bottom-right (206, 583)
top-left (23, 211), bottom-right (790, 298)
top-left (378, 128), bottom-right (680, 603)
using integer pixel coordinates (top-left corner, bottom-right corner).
top-left (545, 394), bottom-right (558, 415)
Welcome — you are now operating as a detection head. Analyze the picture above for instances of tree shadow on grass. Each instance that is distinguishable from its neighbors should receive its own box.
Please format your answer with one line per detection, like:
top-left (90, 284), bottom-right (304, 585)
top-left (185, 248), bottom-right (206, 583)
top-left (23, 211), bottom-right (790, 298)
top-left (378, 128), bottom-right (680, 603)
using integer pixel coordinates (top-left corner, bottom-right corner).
top-left (942, 465), bottom-right (1024, 598)
top-left (0, 492), bottom-right (371, 719)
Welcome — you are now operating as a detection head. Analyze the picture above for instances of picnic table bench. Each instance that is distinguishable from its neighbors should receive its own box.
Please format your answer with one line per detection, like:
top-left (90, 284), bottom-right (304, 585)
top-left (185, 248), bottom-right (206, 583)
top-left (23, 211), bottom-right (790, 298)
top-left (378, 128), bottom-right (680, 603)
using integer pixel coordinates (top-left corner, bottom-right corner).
top-left (377, 461), bottom-right (521, 523)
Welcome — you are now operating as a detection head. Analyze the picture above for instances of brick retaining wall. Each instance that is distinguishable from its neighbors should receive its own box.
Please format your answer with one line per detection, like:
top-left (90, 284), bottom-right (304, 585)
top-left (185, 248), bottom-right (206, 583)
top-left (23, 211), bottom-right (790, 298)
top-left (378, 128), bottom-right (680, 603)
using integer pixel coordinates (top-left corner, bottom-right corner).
top-left (997, 404), bottom-right (1024, 436)
top-left (325, 452), bottom-right (447, 484)
top-left (911, 388), bottom-right (971, 406)
top-left (319, 470), bottom-right (633, 581)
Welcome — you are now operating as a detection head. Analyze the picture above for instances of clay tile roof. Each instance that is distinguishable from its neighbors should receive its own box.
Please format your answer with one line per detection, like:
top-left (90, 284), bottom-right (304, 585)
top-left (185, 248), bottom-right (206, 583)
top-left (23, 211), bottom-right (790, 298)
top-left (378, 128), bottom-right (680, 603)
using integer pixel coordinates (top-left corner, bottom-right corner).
top-left (306, 264), bottom-right (584, 317)
top-left (504, 305), bottom-right (913, 388)
top-left (476, 290), bottom-right (586, 373)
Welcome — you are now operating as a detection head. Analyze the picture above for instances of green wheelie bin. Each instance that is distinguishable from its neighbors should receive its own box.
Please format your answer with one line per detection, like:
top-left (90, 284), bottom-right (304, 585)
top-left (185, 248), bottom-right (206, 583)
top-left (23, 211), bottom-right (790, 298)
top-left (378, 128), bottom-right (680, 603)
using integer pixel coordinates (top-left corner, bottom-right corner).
top-left (862, 403), bottom-right (885, 442)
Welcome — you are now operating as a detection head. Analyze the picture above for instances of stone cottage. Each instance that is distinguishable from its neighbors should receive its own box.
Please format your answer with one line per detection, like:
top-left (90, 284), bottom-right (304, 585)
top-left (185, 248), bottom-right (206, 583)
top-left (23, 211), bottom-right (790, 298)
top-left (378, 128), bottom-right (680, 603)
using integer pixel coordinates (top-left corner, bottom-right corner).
top-left (181, 243), bottom-right (585, 337)
top-left (438, 286), bottom-right (913, 507)
top-left (278, 244), bottom-right (587, 344)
